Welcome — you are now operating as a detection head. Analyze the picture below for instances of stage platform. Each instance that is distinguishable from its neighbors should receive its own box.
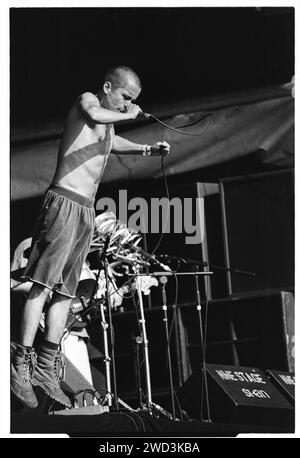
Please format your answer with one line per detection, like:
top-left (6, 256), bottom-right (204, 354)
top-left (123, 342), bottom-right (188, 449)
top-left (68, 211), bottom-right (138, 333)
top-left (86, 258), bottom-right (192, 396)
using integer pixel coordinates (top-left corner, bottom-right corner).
top-left (11, 408), bottom-right (294, 437)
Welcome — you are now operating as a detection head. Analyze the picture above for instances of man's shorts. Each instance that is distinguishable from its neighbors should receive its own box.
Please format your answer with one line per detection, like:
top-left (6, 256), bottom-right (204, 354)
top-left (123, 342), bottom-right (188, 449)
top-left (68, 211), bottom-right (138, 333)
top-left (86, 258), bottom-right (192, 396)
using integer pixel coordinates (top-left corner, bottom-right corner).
top-left (22, 185), bottom-right (95, 298)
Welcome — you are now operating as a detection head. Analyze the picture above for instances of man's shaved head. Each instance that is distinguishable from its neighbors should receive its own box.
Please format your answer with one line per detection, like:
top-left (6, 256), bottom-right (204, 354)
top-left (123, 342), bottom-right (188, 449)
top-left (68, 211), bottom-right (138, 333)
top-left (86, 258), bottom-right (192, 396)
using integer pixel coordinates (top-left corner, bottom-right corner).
top-left (104, 66), bottom-right (142, 91)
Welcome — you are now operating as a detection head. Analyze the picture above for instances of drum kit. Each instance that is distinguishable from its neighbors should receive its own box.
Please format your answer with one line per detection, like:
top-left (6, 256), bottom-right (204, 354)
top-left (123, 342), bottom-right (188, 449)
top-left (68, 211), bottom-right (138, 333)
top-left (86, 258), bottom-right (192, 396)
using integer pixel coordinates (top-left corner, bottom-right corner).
top-left (69, 211), bottom-right (159, 317)
top-left (66, 211), bottom-right (213, 420)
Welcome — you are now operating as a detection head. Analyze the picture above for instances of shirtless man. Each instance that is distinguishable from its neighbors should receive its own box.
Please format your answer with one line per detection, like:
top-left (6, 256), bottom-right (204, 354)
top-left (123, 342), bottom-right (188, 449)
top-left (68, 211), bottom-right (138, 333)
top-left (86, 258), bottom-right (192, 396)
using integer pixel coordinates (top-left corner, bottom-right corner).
top-left (11, 66), bottom-right (170, 409)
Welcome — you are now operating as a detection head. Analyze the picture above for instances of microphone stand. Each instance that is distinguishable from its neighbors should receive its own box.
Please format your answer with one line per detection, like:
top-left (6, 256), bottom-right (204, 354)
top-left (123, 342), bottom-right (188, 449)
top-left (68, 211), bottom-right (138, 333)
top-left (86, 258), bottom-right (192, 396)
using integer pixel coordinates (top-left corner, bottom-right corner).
top-left (103, 256), bottom-right (119, 411)
top-left (178, 257), bottom-right (255, 369)
top-left (89, 234), bottom-right (119, 411)
top-left (129, 269), bottom-right (214, 420)
top-left (157, 254), bottom-right (256, 372)
top-left (158, 254), bottom-right (255, 279)
top-left (133, 335), bottom-right (144, 409)
top-left (134, 262), bottom-right (153, 410)
top-left (207, 263), bottom-right (256, 279)
top-left (158, 255), bottom-right (212, 421)
top-left (99, 299), bottom-right (113, 408)
top-left (160, 275), bottom-right (176, 420)
top-left (193, 264), bottom-right (211, 423)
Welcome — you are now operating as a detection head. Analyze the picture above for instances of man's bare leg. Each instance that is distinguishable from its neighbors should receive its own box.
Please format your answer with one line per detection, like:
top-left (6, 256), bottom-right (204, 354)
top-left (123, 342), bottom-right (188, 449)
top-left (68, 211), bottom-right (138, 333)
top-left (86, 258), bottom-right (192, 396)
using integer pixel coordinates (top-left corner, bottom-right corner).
top-left (44, 292), bottom-right (72, 343)
top-left (19, 283), bottom-right (51, 347)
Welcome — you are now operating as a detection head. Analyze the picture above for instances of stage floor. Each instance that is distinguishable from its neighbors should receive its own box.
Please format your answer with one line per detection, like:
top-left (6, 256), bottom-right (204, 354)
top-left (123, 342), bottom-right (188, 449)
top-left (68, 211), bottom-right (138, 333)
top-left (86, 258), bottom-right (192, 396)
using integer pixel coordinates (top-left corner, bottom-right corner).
top-left (11, 409), bottom-right (294, 437)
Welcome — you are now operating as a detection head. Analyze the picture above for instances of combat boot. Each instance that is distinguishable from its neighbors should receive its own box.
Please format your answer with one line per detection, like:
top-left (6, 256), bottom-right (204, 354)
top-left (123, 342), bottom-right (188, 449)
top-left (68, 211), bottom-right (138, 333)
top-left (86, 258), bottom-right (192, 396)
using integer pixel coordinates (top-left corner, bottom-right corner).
top-left (11, 343), bottom-right (38, 408)
top-left (32, 345), bottom-right (71, 408)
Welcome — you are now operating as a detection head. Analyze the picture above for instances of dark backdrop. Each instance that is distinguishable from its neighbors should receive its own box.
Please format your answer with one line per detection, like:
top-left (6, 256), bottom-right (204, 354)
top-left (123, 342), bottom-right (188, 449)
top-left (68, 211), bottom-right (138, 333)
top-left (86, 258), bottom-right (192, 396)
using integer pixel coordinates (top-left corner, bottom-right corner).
top-left (10, 7), bottom-right (294, 129)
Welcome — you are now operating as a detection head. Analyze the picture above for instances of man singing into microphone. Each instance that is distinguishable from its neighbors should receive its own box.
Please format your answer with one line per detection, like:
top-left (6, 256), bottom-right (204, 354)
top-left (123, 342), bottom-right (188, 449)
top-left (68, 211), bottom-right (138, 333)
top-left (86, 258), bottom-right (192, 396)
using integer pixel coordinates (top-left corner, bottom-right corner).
top-left (11, 65), bottom-right (170, 409)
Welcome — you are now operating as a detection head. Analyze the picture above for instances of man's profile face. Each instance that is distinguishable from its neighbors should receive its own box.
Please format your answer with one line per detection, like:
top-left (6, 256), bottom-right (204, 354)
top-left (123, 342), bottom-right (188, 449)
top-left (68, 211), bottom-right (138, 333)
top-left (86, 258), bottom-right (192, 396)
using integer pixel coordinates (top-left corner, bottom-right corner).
top-left (103, 73), bottom-right (141, 113)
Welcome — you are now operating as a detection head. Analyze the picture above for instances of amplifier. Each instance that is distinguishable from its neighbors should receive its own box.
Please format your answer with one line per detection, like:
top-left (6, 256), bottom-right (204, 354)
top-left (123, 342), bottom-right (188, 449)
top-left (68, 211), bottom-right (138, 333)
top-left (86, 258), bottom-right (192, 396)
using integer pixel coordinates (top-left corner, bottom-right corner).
top-left (177, 364), bottom-right (294, 428)
top-left (266, 370), bottom-right (295, 406)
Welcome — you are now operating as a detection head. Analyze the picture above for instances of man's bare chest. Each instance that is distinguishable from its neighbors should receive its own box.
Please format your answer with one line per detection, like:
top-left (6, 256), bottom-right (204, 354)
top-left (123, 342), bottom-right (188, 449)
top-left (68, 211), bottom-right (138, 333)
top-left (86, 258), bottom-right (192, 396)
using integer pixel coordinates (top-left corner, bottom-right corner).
top-left (84, 123), bottom-right (109, 143)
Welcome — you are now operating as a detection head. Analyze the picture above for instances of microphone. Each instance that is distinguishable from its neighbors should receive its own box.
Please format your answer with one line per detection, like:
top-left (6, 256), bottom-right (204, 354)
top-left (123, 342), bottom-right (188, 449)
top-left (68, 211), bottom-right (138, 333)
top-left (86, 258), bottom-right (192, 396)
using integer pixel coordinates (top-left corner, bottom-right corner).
top-left (160, 276), bottom-right (168, 308)
top-left (149, 144), bottom-right (167, 154)
top-left (158, 254), bottom-right (208, 268)
top-left (158, 254), bottom-right (186, 264)
top-left (143, 143), bottom-right (169, 157)
top-left (139, 111), bottom-right (151, 119)
top-left (159, 275), bottom-right (168, 285)
top-left (134, 246), bottom-right (171, 272)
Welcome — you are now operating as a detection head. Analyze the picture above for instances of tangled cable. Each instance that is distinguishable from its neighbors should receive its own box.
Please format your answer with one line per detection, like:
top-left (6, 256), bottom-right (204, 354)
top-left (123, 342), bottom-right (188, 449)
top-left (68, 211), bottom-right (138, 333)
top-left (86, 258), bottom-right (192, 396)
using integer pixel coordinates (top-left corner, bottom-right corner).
top-left (146, 112), bottom-right (213, 136)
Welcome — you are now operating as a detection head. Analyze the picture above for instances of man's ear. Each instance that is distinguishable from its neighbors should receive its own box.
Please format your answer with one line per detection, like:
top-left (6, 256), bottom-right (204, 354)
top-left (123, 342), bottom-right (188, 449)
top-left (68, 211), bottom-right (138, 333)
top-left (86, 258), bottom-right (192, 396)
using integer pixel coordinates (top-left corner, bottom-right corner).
top-left (103, 81), bottom-right (111, 94)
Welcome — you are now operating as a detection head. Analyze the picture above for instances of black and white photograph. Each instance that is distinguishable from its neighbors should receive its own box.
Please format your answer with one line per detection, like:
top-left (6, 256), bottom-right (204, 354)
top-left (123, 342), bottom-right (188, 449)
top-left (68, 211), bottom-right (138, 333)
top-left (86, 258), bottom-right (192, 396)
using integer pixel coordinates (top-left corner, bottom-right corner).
top-left (2, 0), bottom-right (297, 442)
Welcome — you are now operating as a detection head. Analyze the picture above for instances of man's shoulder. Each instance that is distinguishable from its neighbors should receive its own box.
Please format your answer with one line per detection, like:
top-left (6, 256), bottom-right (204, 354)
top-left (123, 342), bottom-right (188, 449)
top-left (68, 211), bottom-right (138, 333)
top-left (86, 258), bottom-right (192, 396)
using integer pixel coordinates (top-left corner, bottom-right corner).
top-left (78, 92), bottom-right (98, 102)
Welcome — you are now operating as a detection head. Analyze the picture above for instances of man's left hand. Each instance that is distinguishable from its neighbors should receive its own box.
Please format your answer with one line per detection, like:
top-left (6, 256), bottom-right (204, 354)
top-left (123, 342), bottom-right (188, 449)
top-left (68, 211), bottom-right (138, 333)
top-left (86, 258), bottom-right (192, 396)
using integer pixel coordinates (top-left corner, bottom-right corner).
top-left (150, 141), bottom-right (170, 156)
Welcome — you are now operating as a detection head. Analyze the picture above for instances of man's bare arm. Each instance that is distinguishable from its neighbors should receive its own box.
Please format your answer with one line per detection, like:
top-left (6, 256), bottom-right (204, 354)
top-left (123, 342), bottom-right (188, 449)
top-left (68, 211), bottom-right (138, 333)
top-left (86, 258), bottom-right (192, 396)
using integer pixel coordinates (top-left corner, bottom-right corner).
top-left (77, 92), bottom-right (140, 124)
top-left (111, 135), bottom-right (144, 154)
top-left (112, 135), bottom-right (170, 156)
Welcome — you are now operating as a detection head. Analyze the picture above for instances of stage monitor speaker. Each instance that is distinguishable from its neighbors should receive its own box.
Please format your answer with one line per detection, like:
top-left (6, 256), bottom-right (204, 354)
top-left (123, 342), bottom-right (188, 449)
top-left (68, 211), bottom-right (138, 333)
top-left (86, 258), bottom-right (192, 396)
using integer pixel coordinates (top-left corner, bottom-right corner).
top-left (219, 169), bottom-right (294, 295)
top-left (177, 364), bottom-right (294, 428)
top-left (266, 370), bottom-right (295, 406)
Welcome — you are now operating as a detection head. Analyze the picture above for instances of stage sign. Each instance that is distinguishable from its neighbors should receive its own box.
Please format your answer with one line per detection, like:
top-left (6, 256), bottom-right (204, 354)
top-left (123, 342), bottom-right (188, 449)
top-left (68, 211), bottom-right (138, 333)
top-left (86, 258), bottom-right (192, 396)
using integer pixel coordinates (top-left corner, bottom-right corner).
top-left (266, 370), bottom-right (295, 404)
top-left (207, 364), bottom-right (292, 408)
top-left (177, 363), bottom-right (294, 428)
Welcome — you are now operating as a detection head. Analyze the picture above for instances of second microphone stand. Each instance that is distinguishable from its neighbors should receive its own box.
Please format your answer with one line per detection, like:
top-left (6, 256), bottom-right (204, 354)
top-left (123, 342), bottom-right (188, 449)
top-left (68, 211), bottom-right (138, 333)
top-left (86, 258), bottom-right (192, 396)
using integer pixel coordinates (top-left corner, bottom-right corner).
top-left (132, 263), bottom-right (174, 419)
top-left (134, 262), bottom-right (153, 410)
top-left (159, 275), bottom-right (176, 420)
top-left (90, 235), bottom-right (119, 411)
top-left (193, 264), bottom-right (211, 422)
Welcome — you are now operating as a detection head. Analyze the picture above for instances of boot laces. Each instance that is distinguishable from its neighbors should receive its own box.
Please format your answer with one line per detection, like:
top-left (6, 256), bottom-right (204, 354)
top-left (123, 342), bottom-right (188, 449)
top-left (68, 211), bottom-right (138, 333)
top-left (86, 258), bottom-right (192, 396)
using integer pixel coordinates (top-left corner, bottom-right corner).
top-left (23, 351), bottom-right (37, 383)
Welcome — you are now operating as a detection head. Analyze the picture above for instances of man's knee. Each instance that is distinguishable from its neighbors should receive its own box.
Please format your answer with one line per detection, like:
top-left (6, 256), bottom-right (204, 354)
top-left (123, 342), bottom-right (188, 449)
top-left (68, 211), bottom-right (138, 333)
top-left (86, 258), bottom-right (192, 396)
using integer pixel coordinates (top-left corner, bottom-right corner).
top-left (29, 282), bottom-right (51, 299)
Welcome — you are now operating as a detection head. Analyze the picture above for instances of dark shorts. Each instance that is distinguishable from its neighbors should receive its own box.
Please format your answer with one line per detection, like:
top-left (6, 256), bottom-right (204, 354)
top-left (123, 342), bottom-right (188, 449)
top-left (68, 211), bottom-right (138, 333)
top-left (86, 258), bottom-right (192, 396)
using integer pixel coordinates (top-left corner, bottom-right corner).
top-left (22, 186), bottom-right (95, 298)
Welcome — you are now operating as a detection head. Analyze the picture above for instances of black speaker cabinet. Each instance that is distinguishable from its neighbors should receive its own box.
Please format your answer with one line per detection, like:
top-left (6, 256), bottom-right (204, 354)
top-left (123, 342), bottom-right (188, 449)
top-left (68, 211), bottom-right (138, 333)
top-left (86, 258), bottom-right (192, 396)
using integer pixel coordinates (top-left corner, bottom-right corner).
top-left (266, 370), bottom-right (295, 406)
top-left (219, 169), bottom-right (294, 295)
top-left (179, 289), bottom-right (295, 373)
top-left (177, 364), bottom-right (294, 428)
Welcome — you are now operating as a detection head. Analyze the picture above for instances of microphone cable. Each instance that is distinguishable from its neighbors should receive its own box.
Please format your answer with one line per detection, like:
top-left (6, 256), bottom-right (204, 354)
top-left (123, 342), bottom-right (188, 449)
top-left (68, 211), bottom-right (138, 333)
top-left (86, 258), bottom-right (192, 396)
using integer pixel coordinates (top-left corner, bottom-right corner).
top-left (146, 112), bottom-right (213, 136)
top-left (150, 153), bottom-right (170, 255)
top-left (148, 111), bottom-right (213, 256)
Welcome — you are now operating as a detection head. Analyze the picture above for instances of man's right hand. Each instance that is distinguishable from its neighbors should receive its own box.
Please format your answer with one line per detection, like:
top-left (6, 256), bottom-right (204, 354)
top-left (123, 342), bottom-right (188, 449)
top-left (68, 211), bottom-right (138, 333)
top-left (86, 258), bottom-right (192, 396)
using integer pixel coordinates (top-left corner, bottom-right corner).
top-left (125, 103), bottom-right (142, 119)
